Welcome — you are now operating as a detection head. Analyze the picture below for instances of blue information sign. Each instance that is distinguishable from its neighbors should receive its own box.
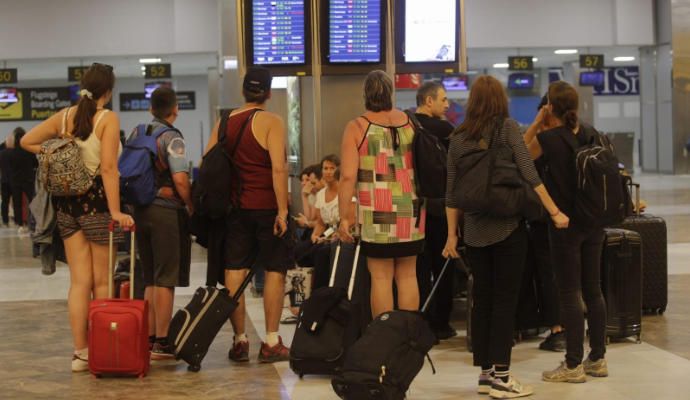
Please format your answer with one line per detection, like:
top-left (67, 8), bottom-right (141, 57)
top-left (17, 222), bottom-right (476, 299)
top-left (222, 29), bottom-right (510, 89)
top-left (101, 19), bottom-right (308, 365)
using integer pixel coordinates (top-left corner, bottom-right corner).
top-left (328, 0), bottom-right (382, 63)
top-left (252, 0), bottom-right (306, 65)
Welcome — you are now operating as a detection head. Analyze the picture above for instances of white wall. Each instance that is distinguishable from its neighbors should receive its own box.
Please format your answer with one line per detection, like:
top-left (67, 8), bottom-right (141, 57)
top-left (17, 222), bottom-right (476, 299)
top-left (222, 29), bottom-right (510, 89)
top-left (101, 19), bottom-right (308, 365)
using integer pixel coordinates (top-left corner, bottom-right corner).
top-left (0, 75), bottom-right (211, 164)
top-left (0, 0), bottom-right (219, 59)
top-left (465, 0), bottom-right (654, 48)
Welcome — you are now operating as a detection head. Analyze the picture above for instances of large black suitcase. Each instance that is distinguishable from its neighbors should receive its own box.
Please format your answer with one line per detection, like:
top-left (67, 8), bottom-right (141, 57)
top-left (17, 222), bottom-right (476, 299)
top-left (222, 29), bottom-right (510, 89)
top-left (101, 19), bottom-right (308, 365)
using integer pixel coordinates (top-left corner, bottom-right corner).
top-left (168, 269), bottom-right (255, 372)
top-left (601, 228), bottom-right (642, 343)
top-left (612, 183), bottom-right (668, 314)
top-left (331, 259), bottom-right (452, 400)
top-left (289, 241), bottom-right (365, 378)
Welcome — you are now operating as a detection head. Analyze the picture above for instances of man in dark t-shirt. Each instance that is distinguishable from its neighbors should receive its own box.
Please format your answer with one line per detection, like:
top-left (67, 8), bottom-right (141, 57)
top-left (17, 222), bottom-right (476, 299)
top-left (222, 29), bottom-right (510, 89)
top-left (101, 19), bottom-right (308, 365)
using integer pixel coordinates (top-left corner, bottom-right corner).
top-left (413, 81), bottom-right (457, 341)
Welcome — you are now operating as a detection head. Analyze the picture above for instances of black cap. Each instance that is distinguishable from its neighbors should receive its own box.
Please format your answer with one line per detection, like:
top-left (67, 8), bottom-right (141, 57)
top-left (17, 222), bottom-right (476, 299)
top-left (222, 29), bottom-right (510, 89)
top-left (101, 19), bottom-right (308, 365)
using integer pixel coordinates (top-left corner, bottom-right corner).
top-left (243, 67), bottom-right (272, 93)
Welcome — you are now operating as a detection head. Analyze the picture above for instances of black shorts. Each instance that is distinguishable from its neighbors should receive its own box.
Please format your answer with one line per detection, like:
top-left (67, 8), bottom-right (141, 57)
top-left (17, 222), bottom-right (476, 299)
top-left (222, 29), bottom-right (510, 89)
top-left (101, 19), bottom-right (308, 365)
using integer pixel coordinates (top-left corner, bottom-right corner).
top-left (362, 239), bottom-right (425, 259)
top-left (135, 205), bottom-right (191, 287)
top-left (224, 209), bottom-right (295, 273)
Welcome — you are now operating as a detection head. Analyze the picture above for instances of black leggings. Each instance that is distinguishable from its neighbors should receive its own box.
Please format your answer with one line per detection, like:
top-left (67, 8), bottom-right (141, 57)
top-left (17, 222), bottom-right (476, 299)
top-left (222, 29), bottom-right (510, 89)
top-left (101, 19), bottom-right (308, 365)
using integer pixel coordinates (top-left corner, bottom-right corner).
top-left (466, 223), bottom-right (528, 367)
top-left (548, 224), bottom-right (606, 368)
top-left (1, 182), bottom-right (10, 225)
top-left (11, 180), bottom-right (34, 227)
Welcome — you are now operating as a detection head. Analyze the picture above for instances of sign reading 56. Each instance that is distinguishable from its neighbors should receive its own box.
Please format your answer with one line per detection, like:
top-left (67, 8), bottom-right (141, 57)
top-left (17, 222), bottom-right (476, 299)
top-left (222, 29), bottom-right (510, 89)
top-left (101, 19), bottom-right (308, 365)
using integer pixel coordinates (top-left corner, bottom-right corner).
top-left (508, 56), bottom-right (533, 71)
top-left (0, 69), bottom-right (18, 84)
top-left (145, 64), bottom-right (172, 79)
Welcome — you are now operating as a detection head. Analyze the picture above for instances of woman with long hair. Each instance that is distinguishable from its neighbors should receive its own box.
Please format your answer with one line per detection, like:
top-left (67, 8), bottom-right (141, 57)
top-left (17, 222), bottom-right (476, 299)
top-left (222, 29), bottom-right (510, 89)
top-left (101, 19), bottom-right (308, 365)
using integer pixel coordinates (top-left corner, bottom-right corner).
top-left (443, 75), bottom-right (568, 398)
top-left (338, 70), bottom-right (424, 318)
top-left (21, 63), bottom-right (134, 372)
top-left (524, 81), bottom-right (609, 383)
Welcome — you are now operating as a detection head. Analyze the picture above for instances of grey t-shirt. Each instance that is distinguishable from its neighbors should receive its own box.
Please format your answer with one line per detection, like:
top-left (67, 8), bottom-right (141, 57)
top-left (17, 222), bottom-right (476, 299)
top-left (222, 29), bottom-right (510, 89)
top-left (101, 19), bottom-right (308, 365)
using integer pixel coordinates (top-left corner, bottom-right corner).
top-left (128, 119), bottom-right (189, 209)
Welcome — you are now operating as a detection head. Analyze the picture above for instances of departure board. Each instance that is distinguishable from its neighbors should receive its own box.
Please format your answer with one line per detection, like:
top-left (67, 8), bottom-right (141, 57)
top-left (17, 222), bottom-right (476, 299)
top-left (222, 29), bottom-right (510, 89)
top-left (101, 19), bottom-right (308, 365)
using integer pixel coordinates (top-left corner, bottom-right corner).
top-left (252, 0), bottom-right (307, 65)
top-left (328, 0), bottom-right (382, 63)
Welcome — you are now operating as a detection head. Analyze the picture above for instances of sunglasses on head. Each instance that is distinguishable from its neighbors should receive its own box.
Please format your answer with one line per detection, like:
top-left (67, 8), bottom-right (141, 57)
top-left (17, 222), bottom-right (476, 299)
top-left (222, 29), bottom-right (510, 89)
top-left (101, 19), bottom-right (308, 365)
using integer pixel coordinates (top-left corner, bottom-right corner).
top-left (91, 62), bottom-right (113, 71)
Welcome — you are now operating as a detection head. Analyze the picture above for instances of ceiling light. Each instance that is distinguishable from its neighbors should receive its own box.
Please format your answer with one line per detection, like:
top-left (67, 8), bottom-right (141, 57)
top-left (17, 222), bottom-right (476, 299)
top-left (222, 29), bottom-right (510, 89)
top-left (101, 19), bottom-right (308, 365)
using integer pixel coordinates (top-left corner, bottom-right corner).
top-left (613, 56), bottom-right (635, 62)
top-left (532, 57), bottom-right (539, 62)
top-left (493, 63), bottom-right (509, 69)
top-left (139, 58), bottom-right (162, 64)
top-left (140, 66), bottom-right (146, 71)
top-left (554, 49), bottom-right (578, 55)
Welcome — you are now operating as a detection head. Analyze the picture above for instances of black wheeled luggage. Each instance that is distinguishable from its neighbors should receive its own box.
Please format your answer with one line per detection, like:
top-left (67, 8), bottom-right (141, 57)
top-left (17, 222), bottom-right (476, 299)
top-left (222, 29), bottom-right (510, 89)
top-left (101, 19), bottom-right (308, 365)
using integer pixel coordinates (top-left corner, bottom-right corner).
top-left (289, 241), bottom-right (364, 377)
top-left (612, 183), bottom-right (668, 314)
top-left (331, 259), bottom-right (452, 400)
top-left (167, 269), bottom-right (256, 372)
top-left (601, 228), bottom-right (642, 343)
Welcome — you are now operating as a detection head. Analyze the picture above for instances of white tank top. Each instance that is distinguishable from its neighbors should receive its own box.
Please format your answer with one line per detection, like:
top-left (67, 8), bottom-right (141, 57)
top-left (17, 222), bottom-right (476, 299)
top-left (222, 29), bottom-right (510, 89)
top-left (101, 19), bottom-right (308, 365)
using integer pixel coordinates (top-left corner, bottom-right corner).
top-left (61, 107), bottom-right (120, 175)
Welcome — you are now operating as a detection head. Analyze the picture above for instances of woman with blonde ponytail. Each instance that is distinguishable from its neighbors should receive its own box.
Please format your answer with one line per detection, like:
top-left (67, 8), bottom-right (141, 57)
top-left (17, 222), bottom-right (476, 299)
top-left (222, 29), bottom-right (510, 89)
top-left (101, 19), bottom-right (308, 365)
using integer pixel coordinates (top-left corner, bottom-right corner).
top-left (21, 63), bottom-right (134, 372)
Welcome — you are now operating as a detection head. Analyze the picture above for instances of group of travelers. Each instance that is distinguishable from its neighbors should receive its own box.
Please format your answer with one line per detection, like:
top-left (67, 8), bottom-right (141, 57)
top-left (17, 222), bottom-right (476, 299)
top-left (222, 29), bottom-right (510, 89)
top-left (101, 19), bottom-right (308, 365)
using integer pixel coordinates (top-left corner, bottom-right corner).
top-left (0, 126), bottom-right (37, 234)
top-left (15, 62), bottom-right (609, 399)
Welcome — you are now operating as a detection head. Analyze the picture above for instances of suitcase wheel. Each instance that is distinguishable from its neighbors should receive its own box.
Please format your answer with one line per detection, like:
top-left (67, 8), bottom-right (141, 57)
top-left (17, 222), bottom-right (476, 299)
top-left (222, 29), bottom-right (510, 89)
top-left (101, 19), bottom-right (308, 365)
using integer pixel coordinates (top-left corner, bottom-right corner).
top-left (188, 364), bottom-right (201, 372)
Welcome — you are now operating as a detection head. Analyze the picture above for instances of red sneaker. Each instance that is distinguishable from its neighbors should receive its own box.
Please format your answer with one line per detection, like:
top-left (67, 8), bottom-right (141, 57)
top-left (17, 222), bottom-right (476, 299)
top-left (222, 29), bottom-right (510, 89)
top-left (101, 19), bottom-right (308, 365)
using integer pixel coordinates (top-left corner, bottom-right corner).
top-left (258, 337), bottom-right (290, 363)
top-left (228, 340), bottom-right (250, 362)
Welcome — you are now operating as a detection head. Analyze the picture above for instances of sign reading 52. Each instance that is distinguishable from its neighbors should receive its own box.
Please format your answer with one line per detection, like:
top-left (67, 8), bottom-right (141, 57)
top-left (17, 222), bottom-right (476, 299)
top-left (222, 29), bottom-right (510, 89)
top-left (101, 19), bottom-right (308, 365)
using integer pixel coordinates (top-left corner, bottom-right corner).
top-left (0, 69), bottom-right (18, 84)
top-left (145, 64), bottom-right (172, 79)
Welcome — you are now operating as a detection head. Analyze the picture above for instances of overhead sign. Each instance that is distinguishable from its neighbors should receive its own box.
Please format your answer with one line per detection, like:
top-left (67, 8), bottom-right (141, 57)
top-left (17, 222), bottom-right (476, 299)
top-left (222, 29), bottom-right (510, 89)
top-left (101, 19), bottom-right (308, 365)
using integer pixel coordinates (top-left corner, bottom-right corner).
top-left (68, 66), bottom-right (90, 82)
top-left (580, 54), bottom-right (605, 69)
top-left (0, 68), bottom-right (18, 84)
top-left (508, 56), bottom-right (533, 71)
top-left (120, 92), bottom-right (150, 112)
top-left (593, 67), bottom-right (639, 96)
top-left (176, 91), bottom-right (196, 110)
top-left (144, 63), bottom-right (172, 80)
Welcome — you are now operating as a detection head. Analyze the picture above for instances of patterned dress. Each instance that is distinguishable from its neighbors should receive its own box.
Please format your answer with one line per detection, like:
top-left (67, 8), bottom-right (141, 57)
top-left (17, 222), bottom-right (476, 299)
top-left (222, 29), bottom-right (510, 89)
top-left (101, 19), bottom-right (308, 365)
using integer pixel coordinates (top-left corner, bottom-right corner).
top-left (357, 117), bottom-right (425, 257)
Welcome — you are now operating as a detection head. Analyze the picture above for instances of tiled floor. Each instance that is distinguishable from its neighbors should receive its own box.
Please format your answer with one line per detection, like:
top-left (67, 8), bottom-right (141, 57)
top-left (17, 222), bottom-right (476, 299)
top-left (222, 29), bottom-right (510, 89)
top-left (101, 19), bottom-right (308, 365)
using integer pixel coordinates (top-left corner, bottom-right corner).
top-left (1, 174), bottom-right (689, 400)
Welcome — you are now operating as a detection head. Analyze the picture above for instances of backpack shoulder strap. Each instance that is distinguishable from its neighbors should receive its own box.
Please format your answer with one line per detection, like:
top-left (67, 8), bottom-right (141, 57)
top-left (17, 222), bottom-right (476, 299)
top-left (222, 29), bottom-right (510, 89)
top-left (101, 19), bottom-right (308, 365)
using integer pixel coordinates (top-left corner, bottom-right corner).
top-left (229, 109), bottom-right (260, 158)
top-left (217, 109), bottom-right (234, 144)
top-left (404, 110), bottom-right (423, 132)
top-left (61, 107), bottom-right (73, 136)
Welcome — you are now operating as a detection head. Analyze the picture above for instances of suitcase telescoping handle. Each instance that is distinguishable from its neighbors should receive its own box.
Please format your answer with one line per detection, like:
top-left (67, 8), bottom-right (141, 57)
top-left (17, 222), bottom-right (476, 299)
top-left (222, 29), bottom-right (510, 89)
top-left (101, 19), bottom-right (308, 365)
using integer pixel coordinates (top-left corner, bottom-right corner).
top-left (421, 258), bottom-right (452, 313)
top-left (329, 238), bottom-right (361, 301)
top-left (108, 220), bottom-right (136, 299)
top-left (627, 181), bottom-right (641, 216)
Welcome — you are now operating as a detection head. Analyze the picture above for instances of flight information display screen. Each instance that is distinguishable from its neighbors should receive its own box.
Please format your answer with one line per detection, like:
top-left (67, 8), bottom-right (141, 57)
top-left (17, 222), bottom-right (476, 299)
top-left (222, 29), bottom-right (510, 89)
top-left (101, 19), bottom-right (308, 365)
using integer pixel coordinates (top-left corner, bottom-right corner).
top-left (328, 0), bottom-right (382, 63)
top-left (252, 0), bottom-right (307, 65)
top-left (403, 0), bottom-right (457, 63)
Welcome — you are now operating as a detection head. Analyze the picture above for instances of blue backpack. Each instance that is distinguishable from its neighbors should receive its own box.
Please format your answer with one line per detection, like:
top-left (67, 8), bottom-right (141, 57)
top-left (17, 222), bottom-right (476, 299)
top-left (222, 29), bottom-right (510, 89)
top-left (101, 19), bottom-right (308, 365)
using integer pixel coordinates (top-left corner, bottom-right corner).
top-left (119, 124), bottom-right (177, 206)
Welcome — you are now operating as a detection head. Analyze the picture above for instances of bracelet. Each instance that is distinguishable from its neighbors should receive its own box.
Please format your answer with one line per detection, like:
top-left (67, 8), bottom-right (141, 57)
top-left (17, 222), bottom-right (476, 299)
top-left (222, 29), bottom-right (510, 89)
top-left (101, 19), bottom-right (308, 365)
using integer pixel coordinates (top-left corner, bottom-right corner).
top-left (276, 215), bottom-right (287, 223)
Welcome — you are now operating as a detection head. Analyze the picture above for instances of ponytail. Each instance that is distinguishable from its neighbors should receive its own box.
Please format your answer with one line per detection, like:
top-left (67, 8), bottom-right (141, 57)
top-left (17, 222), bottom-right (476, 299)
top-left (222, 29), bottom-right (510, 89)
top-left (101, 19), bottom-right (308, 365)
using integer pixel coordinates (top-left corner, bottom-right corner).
top-left (563, 110), bottom-right (578, 131)
top-left (73, 97), bottom-right (97, 140)
top-left (70, 63), bottom-right (115, 140)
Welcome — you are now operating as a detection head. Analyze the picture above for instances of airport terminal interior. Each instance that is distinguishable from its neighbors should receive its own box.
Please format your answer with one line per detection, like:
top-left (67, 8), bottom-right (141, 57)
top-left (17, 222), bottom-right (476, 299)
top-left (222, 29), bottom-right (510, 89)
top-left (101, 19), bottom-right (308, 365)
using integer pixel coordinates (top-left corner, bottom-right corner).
top-left (2, 0), bottom-right (690, 399)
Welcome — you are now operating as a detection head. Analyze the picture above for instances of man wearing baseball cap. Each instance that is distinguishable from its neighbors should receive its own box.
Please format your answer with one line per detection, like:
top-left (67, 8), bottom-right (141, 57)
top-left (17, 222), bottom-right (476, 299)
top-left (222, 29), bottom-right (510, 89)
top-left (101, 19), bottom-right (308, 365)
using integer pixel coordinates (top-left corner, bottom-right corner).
top-left (203, 66), bottom-right (294, 363)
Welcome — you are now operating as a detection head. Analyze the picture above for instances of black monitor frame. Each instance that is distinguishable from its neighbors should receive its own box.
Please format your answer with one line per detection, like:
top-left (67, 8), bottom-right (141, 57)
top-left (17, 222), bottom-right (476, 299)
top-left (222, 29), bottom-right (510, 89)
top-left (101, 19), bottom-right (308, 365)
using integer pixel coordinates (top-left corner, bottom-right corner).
top-left (394, 0), bottom-right (462, 74)
top-left (244, 0), bottom-right (313, 76)
top-left (320, 0), bottom-right (387, 75)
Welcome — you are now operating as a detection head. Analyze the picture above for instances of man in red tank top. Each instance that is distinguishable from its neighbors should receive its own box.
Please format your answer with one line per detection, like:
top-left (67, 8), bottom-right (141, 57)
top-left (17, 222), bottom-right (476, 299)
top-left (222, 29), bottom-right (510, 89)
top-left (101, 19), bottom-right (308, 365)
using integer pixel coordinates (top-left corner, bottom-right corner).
top-left (204, 67), bottom-right (293, 363)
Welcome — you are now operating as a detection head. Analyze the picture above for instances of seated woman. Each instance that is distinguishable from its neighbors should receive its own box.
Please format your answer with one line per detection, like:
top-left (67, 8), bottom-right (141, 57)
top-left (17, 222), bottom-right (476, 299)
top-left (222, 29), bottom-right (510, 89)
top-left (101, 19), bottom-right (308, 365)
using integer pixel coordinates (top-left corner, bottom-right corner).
top-left (294, 155), bottom-right (344, 289)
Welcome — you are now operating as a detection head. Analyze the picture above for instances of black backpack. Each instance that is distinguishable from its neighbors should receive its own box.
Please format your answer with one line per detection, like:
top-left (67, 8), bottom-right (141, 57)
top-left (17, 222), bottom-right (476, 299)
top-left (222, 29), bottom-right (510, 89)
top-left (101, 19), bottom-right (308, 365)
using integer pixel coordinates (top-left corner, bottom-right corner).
top-left (192, 109), bottom-right (258, 219)
top-left (407, 111), bottom-right (448, 200)
top-left (331, 310), bottom-right (436, 400)
top-left (562, 126), bottom-right (627, 227)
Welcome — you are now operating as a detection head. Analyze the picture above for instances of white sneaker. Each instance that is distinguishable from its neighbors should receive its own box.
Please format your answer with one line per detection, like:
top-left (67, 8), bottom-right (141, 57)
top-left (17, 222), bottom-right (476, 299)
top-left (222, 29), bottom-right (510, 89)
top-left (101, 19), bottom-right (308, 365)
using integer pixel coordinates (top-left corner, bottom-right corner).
top-left (72, 352), bottom-right (89, 372)
top-left (489, 376), bottom-right (534, 399)
top-left (17, 226), bottom-right (29, 236)
top-left (478, 372), bottom-right (495, 394)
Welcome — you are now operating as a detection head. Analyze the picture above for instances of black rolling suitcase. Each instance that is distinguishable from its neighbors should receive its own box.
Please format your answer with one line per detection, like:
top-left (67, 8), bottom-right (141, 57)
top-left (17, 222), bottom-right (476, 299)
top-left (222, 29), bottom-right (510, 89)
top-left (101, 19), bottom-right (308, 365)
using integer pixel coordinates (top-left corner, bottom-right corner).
top-left (167, 269), bottom-right (256, 372)
top-left (613, 183), bottom-right (668, 314)
top-left (331, 259), bottom-right (452, 400)
top-left (289, 241), bottom-right (365, 377)
top-left (601, 228), bottom-right (642, 343)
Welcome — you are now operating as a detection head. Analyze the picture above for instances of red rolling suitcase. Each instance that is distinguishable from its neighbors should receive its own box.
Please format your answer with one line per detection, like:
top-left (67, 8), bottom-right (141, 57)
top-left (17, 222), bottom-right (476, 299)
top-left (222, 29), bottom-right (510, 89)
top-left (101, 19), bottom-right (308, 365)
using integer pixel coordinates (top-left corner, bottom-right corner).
top-left (88, 222), bottom-right (150, 378)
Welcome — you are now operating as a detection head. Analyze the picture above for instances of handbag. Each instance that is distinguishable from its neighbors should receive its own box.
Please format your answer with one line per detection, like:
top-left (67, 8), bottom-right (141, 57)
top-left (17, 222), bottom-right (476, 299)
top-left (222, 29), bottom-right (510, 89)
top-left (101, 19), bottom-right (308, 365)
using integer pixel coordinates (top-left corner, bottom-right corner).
top-left (452, 119), bottom-right (544, 220)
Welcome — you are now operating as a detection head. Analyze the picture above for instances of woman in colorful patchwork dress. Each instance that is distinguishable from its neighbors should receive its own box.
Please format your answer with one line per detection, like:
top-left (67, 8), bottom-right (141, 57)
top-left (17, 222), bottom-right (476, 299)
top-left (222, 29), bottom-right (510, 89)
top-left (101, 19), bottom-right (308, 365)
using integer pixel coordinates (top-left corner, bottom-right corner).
top-left (338, 70), bottom-right (425, 318)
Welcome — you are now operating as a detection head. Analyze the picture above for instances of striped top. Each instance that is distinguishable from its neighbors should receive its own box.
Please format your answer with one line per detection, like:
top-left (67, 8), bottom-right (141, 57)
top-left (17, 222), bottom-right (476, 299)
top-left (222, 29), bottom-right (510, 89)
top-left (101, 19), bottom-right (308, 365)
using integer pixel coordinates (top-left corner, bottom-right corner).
top-left (445, 118), bottom-right (542, 247)
top-left (357, 117), bottom-right (425, 244)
